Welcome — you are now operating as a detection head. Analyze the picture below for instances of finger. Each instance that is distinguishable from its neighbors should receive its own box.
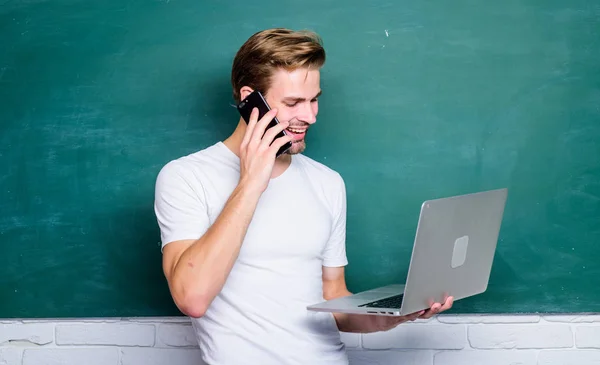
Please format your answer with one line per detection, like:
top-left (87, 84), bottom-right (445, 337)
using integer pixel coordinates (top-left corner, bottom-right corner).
top-left (269, 133), bottom-right (294, 155)
top-left (441, 297), bottom-right (454, 311)
top-left (250, 108), bottom-right (278, 144)
top-left (420, 306), bottom-right (439, 319)
top-left (241, 108), bottom-right (260, 148)
top-left (260, 120), bottom-right (290, 150)
top-left (420, 309), bottom-right (435, 319)
top-left (422, 303), bottom-right (442, 319)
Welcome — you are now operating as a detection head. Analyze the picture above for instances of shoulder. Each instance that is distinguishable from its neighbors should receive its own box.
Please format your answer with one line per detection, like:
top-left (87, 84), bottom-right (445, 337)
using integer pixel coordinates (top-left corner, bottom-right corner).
top-left (156, 151), bottom-right (200, 186)
top-left (294, 154), bottom-right (344, 185)
top-left (155, 142), bottom-right (226, 191)
top-left (296, 154), bottom-right (344, 190)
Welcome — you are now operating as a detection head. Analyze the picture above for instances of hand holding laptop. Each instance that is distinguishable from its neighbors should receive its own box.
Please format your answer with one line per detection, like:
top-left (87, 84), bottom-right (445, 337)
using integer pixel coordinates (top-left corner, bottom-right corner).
top-left (371, 296), bottom-right (454, 331)
top-left (420, 296), bottom-right (454, 319)
top-left (338, 295), bottom-right (455, 333)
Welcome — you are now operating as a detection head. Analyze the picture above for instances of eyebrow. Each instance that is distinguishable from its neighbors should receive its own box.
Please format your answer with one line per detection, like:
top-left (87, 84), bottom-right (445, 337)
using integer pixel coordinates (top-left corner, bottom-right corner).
top-left (282, 90), bottom-right (322, 103)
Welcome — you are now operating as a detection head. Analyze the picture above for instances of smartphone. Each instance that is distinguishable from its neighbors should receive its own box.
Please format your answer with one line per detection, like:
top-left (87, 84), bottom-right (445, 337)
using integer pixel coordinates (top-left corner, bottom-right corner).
top-left (237, 90), bottom-right (292, 157)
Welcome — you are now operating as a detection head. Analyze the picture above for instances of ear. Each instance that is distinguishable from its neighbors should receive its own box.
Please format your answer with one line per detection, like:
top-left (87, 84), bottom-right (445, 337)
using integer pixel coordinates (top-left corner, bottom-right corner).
top-left (239, 86), bottom-right (254, 101)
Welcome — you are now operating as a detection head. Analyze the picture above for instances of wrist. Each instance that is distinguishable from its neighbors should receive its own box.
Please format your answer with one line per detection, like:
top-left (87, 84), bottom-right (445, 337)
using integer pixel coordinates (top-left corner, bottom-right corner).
top-left (235, 177), bottom-right (264, 202)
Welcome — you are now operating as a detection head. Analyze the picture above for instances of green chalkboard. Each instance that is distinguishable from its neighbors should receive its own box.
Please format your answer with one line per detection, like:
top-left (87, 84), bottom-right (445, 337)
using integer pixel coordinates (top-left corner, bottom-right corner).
top-left (1, 0), bottom-right (599, 318)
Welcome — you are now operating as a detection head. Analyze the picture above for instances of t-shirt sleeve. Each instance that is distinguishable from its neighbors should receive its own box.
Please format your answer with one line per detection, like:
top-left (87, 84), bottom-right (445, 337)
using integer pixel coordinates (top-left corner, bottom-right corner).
top-left (322, 173), bottom-right (349, 267)
top-left (154, 161), bottom-right (211, 251)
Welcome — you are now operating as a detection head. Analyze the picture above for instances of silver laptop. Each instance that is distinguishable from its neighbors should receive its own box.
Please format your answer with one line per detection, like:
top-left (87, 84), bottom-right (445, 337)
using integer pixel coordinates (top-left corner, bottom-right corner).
top-left (307, 188), bottom-right (508, 316)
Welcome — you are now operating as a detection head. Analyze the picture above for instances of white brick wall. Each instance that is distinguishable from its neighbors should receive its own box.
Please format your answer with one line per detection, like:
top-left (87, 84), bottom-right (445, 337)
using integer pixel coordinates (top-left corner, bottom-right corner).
top-left (0, 315), bottom-right (599, 365)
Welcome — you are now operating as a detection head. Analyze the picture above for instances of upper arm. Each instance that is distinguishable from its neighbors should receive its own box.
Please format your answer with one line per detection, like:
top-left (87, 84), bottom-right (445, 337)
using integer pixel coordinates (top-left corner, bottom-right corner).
top-left (321, 173), bottom-right (351, 300)
top-left (322, 174), bottom-right (348, 267)
top-left (154, 162), bottom-right (210, 281)
top-left (162, 239), bottom-right (195, 283)
top-left (322, 266), bottom-right (351, 300)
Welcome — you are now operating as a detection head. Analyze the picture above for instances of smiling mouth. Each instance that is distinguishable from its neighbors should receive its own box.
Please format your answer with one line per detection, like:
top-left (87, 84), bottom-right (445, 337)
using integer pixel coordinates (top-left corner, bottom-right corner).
top-left (285, 126), bottom-right (308, 141)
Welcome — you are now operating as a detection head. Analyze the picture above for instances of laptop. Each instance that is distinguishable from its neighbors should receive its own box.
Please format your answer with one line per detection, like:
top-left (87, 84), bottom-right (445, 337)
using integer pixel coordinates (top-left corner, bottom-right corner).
top-left (307, 188), bottom-right (508, 316)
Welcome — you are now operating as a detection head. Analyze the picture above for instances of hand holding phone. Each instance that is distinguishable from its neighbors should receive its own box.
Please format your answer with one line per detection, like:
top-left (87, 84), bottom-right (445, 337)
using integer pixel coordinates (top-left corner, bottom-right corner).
top-left (235, 91), bottom-right (293, 194)
top-left (237, 91), bottom-right (293, 157)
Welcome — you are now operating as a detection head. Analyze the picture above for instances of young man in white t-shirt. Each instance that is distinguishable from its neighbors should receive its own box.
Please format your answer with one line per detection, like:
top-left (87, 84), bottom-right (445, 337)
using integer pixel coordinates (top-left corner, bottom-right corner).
top-left (154, 28), bottom-right (453, 365)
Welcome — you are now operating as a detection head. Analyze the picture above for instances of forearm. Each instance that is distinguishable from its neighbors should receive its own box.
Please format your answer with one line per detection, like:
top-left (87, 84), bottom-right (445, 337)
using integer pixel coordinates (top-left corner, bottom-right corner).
top-left (327, 289), bottom-right (382, 333)
top-left (332, 298), bottom-right (380, 333)
top-left (322, 266), bottom-right (427, 334)
top-left (171, 181), bottom-right (261, 313)
top-left (334, 313), bottom-right (380, 333)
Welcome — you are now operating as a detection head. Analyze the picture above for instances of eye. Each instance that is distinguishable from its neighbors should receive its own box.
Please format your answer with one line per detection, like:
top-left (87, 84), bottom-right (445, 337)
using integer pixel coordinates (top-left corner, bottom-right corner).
top-left (285, 102), bottom-right (298, 107)
top-left (311, 98), bottom-right (318, 103)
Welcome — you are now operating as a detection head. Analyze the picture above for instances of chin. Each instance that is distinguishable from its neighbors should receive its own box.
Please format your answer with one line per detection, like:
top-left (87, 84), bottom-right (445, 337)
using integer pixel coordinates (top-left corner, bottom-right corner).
top-left (288, 141), bottom-right (306, 155)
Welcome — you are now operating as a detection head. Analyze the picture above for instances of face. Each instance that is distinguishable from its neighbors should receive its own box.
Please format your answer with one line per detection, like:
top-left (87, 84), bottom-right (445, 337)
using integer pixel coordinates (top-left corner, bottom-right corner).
top-left (261, 67), bottom-right (321, 155)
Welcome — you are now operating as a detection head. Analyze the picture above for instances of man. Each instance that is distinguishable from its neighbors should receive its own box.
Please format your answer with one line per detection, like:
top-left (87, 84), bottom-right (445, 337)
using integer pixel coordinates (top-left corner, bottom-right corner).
top-left (154, 28), bottom-right (453, 365)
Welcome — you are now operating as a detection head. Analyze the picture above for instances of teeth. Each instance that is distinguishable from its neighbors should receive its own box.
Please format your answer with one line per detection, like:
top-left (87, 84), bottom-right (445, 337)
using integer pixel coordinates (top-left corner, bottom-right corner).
top-left (287, 128), bottom-right (306, 133)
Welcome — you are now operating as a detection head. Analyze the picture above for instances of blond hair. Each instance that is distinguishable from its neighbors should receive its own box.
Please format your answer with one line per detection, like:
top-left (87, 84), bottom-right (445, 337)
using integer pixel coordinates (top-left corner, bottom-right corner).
top-left (231, 28), bottom-right (326, 103)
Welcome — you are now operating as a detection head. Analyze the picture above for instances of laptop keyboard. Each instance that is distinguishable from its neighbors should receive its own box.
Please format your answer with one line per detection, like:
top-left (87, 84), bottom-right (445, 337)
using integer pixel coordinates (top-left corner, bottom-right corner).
top-left (358, 294), bottom-right (404, 309)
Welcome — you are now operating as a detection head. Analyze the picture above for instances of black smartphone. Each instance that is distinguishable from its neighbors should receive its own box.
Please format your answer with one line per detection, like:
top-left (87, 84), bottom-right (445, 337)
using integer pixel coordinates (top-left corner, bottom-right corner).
top-left (237, 90), bottom-right (292, 157)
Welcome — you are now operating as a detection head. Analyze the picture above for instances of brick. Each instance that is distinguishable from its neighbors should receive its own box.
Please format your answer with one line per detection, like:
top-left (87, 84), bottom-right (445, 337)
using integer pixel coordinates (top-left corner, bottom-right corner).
top-left (434, 350), bottom-right (537, 365)
top-left (157, 324), bottom-right (198, 348)
top-left (347, 350), bottom-right (433, 365)
top-left (362, 324), bottom-right (465, 350)
top-left (469, 324), bottom-right (573, 349)
top-left (340, 332), bottom-right (360, 348)
top-left (576, 325), bottom-right (600, 348)
top-left (121, 348), bottom-right (203, 365)
top-left (23, 348), bottom-right (119, 365)
top-left (438, 315), bottom-right (540, 324)
top-left (0, 348), bottom-right (22, 365)
top-left (0, 323), bottom-right (53, 345)
top-left (544, 315), bottom-right (600, 323)
top-left (538, 350), bottom-right (600, 365)
top-left (55, 323), bottom-right (155, 346)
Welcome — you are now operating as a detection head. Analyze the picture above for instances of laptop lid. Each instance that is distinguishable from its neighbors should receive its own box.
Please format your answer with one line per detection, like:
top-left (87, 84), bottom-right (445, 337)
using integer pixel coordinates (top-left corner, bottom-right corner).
top-left (399, 188), bottom-right (508, 314)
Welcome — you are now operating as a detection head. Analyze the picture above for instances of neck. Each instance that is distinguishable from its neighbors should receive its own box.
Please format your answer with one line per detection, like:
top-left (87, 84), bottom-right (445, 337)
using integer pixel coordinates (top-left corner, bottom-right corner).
top-left (223, 118), bottom-right (292, 177)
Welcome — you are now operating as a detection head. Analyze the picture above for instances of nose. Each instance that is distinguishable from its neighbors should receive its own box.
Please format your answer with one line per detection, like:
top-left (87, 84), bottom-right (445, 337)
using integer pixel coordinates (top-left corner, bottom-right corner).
top-left (299, 102), bottom-right (317, 125)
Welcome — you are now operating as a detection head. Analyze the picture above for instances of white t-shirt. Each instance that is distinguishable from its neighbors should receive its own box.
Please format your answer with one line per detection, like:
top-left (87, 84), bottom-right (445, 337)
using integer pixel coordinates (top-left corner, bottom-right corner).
top-left (154, 141), bottom-right (349, 365)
